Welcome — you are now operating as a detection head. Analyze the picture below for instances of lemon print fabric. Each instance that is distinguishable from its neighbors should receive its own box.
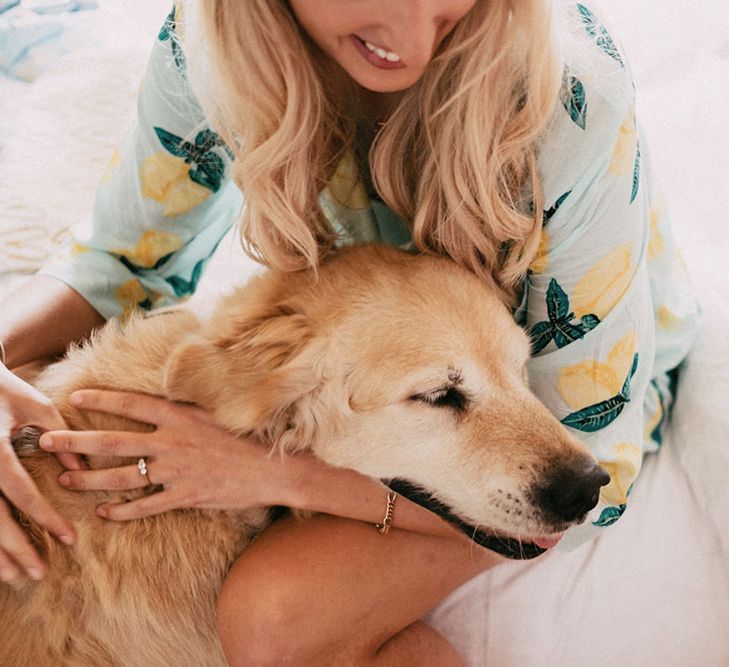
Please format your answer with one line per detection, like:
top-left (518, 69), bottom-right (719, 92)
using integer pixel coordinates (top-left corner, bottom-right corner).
top-left (158, 2), bottom-right (186, 75)
top-left (529, 278), bottom-right (600, 353)
top-left (115, 279), bottom-right (153, 317)
top-left (113, 230), bottom-right (184, 270)
top-left (598, 442), bottom-right (642, 506)
top-left (326, 152), bottom-right (370, 211)
top-left (141, 128), bottom-right (230, 217)
top-left (609, 111), bottom-right (637, 177)
top-left (530, 191), bottom-right (573, 274)
top-left (559, 3), bottom-right (625, 131)
top-left (571, 245), bottom-right (632, 320)
top-left (648, 207), bottom-right (665, 260)
top-left (558, 333), bottom-right (639, 433)
top-left (577, 4), bottom-right (624, 66)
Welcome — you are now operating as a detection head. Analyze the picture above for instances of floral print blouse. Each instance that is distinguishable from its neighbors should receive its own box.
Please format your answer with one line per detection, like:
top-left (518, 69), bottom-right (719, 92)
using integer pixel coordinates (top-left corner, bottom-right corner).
top-left (40, 2), bottom-right (699, 546)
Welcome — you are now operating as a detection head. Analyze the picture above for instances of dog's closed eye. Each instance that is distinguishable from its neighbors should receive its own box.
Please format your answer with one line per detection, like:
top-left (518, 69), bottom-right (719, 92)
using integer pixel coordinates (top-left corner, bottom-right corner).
top-left (409, 386), bottom-right (469, 412)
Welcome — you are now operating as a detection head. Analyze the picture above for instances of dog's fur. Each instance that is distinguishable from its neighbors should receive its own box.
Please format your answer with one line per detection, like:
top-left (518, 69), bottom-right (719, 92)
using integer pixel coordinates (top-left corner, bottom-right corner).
top-left (0, 245), bottom-right (603, 666)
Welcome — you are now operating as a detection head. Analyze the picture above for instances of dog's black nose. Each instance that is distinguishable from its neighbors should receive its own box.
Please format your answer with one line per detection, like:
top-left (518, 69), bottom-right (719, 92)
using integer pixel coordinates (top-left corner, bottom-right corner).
top-left (535, 460), bottom-right (611, 523)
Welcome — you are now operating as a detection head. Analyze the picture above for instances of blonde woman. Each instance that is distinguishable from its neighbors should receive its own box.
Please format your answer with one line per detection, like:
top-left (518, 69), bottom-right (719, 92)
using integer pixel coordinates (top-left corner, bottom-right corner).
top-left (0, 0), bottom-right (698, 664)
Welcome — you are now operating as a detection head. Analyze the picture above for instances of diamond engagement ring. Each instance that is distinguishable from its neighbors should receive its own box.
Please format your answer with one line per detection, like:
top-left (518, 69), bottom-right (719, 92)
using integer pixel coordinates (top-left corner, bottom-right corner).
top-left (137, 458), bottom-right (152, 485)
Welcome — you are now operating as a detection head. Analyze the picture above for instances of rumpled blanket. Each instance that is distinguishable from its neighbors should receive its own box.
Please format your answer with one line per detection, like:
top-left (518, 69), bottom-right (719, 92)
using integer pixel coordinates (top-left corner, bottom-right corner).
top-left (0, 0), bottom-right (98, 81)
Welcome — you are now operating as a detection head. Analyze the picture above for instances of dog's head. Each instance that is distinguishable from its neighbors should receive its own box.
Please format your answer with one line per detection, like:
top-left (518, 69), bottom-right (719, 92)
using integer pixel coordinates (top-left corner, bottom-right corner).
top-left (165, 245), bottom-right (608, 559)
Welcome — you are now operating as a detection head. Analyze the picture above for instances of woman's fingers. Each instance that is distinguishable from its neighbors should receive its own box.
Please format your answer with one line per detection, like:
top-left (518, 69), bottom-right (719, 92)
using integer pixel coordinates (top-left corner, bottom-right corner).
top-left (41, 401), bottom-right (85, 472)
top-left (58, 463), bottom-right (155, 492)
top-left (69, 389), bottom-right (209, 424)
top-left (0, 445), bottom-right (76, 547)
top-left (0, 545), bottom-right (22, 583)
top-left (0, 495), bottom-right (46, 579)
top-left (39, 429), bottom-right (155, 458)
top-left (97, 490), bottom-right (180, 522)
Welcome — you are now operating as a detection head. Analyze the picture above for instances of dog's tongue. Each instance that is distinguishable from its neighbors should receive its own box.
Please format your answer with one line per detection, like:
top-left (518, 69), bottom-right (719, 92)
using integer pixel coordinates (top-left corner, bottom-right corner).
top-left (532, 534), bottom-right (564, 549)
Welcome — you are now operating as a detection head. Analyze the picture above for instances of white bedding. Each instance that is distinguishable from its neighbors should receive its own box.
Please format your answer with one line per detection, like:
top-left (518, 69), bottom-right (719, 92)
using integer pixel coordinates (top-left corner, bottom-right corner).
top-left (1, 1), bottom-right (727, 664)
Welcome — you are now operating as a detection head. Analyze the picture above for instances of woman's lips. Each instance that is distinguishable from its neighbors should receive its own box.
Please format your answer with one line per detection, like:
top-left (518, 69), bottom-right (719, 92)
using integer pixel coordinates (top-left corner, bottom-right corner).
top-left (350, 35), bottom-right (406, 70)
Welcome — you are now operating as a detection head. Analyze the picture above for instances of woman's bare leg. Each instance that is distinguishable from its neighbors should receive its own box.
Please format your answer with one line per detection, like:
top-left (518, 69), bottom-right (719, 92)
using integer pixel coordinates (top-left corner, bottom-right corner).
top-left (217, 512), bottom-right (500, 666)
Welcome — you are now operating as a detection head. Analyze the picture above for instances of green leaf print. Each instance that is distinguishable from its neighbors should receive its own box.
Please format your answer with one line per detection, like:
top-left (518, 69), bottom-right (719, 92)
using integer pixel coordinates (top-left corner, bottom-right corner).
top-left (529, 279), bottom-right (601, 354)
top-left (560, 395), bottom-right (628, 432)
top-left (546, 278), bottom-right (570, 321)
top-left (576, 4), bottom-right (625, 67)
top-left (528, 321), bottom-right (554, 354)
top-left (119, 251), bottom-right (176, 275)
top-left (560, 353), bottom-right (639, 432)
top-left (158, 5), bottom-right (186, 74)
top-left (560, 74), bottom-right (587, 130)
top-left (543, 191), bottom-right (572, 224)
top-left (165, 258), bottom-right (206, 298)
top-left (649, 378), bottom-right (667, 447)
top-left (593, 504), bottom-right (627, 527)
top-left (631, 143), bottom-right (641, 204)
top-left (620, 353), bottom-right (640, 400)
top-left (153, 127), bottom-right (229, 194)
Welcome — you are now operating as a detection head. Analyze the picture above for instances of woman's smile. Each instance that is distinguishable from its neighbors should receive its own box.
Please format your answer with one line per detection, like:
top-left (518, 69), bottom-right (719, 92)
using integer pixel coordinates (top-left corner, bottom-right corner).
top-left (349, 34), bottom-right (406, 70)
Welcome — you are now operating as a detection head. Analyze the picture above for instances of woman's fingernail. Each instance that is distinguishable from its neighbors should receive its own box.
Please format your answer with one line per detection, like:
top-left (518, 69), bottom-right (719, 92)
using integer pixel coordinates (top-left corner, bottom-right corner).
top-left (69, 393), bottom-right (84, 405)
top-left (27, 567), bottom-right (44, 581)
top-left (59, 534), bottom-right (75, 546)
top-left (96, 506), bottom-right (107, 518)
top-left (58, 473), bottom-right (70, 486)
top-left (39, 434), bottom-right (53, 449)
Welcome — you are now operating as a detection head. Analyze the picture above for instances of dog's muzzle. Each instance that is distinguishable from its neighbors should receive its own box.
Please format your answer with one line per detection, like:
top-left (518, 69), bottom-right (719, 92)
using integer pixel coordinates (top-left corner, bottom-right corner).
top-left (382, 478), bottom-right (547, 560)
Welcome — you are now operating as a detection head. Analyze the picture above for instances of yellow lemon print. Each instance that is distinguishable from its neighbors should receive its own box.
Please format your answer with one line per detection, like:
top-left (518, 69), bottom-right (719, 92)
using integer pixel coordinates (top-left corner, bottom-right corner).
top-left (529, 229), bottom-right (550, 274)
top-left (140, 152), bottom-right (210, 217)
top-left (558, 333), bottom-right (636, 409)
top-left (571, 244), bottom-right (632, 319)
top-left (173, 0), bottom-right (185, 38)
top-left (657, 304), bottom-right (683, 331)
top-left (326, 152), bottom-right (370, 211)
top-left (101, 148), bottom-right (121, 184)
top-left (607, 331), bottom-right (637, 378)
top-left (608, 110), bottom-right (636, 177)
top-left (648, 207), bottom-right (665, 260)
top-left (644, 399), bottom-right (664, 442)
top-left (71, 243), bottom-right (90, 255)
top-left (113, 230), bottom-right (184, 269)
top-left (599, 442), bottom-right (642, 505)
top-left (115, 279), bottom-right (149, 318)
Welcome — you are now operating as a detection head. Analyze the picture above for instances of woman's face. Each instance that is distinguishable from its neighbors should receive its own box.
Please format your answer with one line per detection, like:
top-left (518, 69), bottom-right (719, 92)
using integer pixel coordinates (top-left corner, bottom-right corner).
top-left (288, 0), bottom-right (478, 94)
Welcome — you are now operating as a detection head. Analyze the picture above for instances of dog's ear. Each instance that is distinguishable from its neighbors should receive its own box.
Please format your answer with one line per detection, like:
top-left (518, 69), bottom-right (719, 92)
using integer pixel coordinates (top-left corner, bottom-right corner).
top-left (163, 336), bottom-right (228, 408)
top-left (163, 303), bottom-right (323, 451)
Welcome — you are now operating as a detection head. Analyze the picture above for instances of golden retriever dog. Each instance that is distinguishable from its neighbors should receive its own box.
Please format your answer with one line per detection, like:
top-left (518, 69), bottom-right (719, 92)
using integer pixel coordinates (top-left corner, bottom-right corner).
top-left (0, 245), bottom-right (608, 666)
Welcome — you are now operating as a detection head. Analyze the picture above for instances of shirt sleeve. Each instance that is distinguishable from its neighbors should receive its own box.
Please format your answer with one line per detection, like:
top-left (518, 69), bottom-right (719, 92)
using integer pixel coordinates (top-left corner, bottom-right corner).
top-left (520, 3), bottom-right (698, 548)
top-left (39, 3), bottom-right (242, 319)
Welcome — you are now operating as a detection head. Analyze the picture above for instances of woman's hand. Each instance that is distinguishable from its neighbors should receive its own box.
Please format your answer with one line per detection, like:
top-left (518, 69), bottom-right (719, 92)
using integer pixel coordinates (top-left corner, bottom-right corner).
top-left (38, 389), bottom-right (290, 521)
top-left (0, 366), bottom-right (79, 582)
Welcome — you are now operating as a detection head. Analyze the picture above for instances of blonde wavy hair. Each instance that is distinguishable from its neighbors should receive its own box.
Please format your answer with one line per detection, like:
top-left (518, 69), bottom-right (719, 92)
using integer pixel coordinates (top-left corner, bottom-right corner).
top-left (188, 0), bottom-right (564, 304)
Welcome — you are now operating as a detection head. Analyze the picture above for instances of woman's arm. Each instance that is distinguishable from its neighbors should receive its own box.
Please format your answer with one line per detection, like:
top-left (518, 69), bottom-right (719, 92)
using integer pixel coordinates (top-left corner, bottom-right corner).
top-left (0, 275), bottom-right (104, 369)
top-left (522, 5), bottom-right (698, 547)
top-left (40, 390), bottom-right (464, 541)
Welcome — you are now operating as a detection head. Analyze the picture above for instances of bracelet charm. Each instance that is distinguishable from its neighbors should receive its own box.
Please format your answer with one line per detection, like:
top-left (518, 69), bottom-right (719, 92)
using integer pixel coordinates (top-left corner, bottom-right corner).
top-left (375, 491), bottom-right (397, 535)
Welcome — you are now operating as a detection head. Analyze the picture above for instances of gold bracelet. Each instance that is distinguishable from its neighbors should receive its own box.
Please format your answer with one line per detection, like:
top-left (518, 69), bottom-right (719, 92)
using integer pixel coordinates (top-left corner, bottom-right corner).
top-left (375, 491), bottom-right (397, 535)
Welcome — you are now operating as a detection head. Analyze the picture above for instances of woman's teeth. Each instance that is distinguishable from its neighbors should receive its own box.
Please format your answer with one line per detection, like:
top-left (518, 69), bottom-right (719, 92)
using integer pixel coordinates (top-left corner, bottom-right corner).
top-left (363, 40), bottom-right (401, 63)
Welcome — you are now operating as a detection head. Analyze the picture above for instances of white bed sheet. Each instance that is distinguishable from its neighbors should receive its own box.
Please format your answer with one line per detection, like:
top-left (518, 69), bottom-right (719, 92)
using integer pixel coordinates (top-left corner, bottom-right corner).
top-left (1, 1), bottom-right (727, 665)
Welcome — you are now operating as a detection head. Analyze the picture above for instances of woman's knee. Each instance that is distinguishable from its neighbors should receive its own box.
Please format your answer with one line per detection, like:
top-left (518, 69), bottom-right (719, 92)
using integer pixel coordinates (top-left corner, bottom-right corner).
top-left (216, 553), bottom-right (345, 666)
top-left (217, 559), bottom-right (293, 665)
